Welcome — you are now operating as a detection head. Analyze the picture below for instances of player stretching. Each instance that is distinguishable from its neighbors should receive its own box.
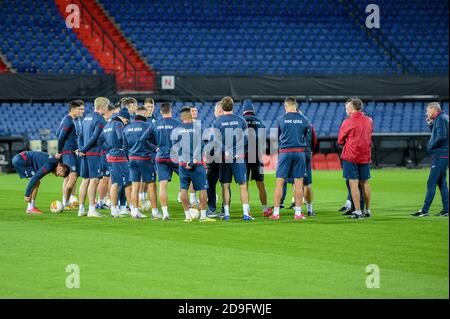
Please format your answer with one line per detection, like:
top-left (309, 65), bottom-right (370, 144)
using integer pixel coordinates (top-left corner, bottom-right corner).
top-left (172, 106), bottom-right (215, 222)
top-left (212, 96), bottom-right (252, 221)
top-left (338, 98), bottom-right (373, 219)
top-left (242, 99), bottom-right (271, 217)
top-left (412, 102), bottom-right (449, 217)
top-left (140, 102), bottom-right (181, 220)
top-left (271, 97), bottom-right (309, 220)
top-left (98, 108), bottom-right (132, 218)
top-left (77, 97), bottom-right (108, 217)
top-left (12, 151), bottom-right (69, 214)
top-left (57, 100), bottom-right (84, 209)
top-left (124, 105), bottom-right (161, 219)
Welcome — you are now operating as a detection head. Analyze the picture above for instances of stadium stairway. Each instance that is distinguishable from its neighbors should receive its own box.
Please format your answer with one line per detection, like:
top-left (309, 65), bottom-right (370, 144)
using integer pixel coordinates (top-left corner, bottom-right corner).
top-left (54, 0), bottom-right (155, 92)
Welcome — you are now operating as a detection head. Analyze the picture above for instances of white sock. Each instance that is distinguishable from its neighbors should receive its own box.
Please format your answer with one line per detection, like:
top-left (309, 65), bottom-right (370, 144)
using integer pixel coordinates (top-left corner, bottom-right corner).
top-left (111, 206), bottom-right (117, 214)
top-left (132, 207), bottom-right (139, 215)
top-left (190, 193), bottom-right (197, 204)
top-left (224, 205), bottom-right (230, 216)
top-left (162, 206), bottom-right (169, 217)
top-left (355, 210), bottom-right (362, 215)
top-left (184, 210), bottom-right (190, 219)
top-left (365, 209), bottom-right (371, 215)
top-left (200, 209), bottom-right (207, 219)
top-left (97, 198), bottom-right (104, 205)
top-left (120, 205), bottom-right (127, 211)
top-left (31, 200), bottom-right (36, 207)
top-left (294, 206), bottom-right (302, 215)
top-left (262, 205), bottom-right (268, 212)
top-left (62, 195), bottom-right (67, 205)
top-left (152, 208), bottom-right (159, 216)
top-left (79, 204), bottom-right (85, 212)
top-left (88, 205), bottom-right (96, 213)
top-left (273, 207), bottom-right (280, 216)
top-left (243, 204), bottom-right (250, 216)
top-left (306, 203), bottom-right (313, 212)
top-left (345, 200), bottom-right (351, 209)
top-left (27, 202), bottom-right (34, 210)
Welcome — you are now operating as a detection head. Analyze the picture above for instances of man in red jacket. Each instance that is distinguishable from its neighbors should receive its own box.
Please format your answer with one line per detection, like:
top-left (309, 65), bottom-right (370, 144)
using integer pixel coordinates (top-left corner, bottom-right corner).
top-left (338, 98), bottom-right (373, 219)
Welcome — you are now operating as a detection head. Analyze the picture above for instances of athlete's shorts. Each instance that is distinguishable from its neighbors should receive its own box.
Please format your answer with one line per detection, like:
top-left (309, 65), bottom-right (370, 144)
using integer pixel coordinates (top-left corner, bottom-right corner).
top-left (179, 164), bottom-right (208, 191)
top-left (61, 152), bottom-right (79, 174)
top-left (276, 151), bottom-right (306, 179)
top-left (246, 161), bottom-right (264, 181)
top-left (304, 154), bottom-right (312, 185)
top-left (342, 160), bottom-right (371, 181)
top-left (101, 155), bottom-right (110, 177)
top-left (219, 162), bottom-right (247, 184)
top-left (129, 159), bottom-right (156, 183)
top-left (80, 155), bottom-right (102, 179)
top-left (156, 160), bottom-right (179, 182)
top-left (12, 153), bottom-right (34, 179)
top-left (109, 161), bottom-right (130, 186)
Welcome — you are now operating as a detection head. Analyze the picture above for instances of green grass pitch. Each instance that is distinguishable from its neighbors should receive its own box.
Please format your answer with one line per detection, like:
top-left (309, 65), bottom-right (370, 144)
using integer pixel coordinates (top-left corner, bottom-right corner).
top-left (0, 169), bottom-right (448, 298)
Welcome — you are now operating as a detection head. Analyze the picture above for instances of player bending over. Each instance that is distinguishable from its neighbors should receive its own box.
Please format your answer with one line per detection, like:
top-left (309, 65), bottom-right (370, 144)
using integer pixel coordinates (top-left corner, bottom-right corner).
top-left (12, 151), bottom-right (69, 214)
top-left (172, 106), bottom-right (215, 222)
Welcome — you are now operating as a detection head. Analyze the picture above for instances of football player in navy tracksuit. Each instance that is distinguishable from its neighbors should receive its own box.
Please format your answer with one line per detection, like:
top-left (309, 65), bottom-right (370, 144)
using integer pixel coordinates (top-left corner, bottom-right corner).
top-left (271, 97), bottom-right (310, 220)
top-left (124, 105), bottom-right (161, 219)
top-left (212, 96), bottom-right (253, 221)
top-left (96, 102), bottom-right (120, 210)
top-left (140, 102), bottom-right (181, 220)
top-left (140, 97), bottom-right (158, 206)
top-left (12, 151), bottom-right (70, 214)
top-left (242, 99), bottom-right (271, 217)
top-left (205, 102), bottom-right (225, 216)
top-left (172, 106), bottom-right (216, 222)
top-left (413, 102), bottom-right (449, 217)
top-left (98, 107), bottom-right (132, 218)
top-left (77, 97), bottom-right (108, 217)
top-left (280, 118), bottom-right (318, 217)
top-left (57, 100), bottom-right (84, 209)
top-left (122, 97), bottom-right (138, 119)
top-left (186, 105), bottom-right (201, 206)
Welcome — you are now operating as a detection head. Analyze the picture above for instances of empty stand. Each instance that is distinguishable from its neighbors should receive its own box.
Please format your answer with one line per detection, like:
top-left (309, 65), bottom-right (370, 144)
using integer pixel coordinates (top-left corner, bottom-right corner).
top-left (54, 0), bottom-right (155, 92)
top-left (0, 0), bottom-right (103, 75)
top-left (99, 0), bottom-right (399, 76)
top-left (0, 100), bottom-right (448, 140)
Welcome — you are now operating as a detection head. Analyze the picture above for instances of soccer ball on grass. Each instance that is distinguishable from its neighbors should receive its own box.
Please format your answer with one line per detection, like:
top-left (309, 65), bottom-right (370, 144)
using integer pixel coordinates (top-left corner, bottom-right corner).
top-left (50, 200), bottom-right (63, 213)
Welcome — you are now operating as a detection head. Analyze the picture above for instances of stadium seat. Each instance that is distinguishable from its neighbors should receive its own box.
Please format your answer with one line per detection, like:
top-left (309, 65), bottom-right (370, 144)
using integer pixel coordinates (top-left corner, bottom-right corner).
top-left (312, 153), bottom-right (328, 170)
top-left (326, 153), bottom-right (342, 170)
